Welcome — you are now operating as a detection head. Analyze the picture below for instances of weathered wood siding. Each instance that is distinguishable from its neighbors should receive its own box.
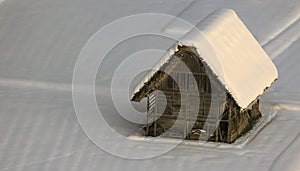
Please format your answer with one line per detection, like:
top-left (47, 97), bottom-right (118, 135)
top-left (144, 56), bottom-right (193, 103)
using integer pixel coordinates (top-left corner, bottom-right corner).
top-left (144, 46), bottom-right (262, 143)
top-left (145, 46), bottom-right (223, 139)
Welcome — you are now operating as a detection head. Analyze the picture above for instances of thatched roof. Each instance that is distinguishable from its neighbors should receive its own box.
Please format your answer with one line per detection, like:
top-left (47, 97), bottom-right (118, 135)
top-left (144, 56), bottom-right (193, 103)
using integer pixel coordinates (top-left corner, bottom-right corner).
top-left (131, 9), bottom-right (278, 110)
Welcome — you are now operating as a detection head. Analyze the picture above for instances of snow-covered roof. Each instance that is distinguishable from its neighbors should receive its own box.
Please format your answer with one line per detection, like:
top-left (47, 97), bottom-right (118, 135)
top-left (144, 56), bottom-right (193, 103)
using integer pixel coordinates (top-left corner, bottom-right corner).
top-left (132, 9), bottom-right (278, 109)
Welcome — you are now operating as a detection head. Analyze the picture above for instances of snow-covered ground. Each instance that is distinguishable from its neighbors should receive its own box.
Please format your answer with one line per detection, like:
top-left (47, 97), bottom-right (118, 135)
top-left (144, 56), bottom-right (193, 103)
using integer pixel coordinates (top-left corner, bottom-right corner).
top-left (0, 0), bottom-right (299, 170)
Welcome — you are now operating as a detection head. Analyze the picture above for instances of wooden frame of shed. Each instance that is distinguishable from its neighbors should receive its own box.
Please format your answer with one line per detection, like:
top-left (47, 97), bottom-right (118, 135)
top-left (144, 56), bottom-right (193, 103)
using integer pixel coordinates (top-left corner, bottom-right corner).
top-left (131, 9), bottom-right (278, 143)
top-left (132, 46), bottom-right (262, 143)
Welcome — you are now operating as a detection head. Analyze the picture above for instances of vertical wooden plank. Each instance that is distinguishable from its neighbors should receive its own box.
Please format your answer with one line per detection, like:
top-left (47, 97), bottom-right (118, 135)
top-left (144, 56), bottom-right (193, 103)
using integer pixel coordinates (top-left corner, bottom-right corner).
top-left (228, 104), bottom-right (232, 143)
top-left (146, 94), bottom-right (150, 136)
top-left (154, 91), bottom-right (157, 136)
top-left (184, 92), bottom-right (188, 139)
top-left (216, 124), bottom-right (219, 142)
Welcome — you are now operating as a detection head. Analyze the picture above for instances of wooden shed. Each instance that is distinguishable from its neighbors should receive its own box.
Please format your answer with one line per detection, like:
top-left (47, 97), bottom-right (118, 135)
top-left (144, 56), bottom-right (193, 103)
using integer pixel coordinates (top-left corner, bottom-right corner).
top-left (131, 9), bottom-right (278, 143)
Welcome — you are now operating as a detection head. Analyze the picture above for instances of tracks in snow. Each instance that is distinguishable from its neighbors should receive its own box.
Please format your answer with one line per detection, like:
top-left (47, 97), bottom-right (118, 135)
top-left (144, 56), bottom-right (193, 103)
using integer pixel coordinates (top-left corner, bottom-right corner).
top-left (263, 14), bottom-right (300, 59)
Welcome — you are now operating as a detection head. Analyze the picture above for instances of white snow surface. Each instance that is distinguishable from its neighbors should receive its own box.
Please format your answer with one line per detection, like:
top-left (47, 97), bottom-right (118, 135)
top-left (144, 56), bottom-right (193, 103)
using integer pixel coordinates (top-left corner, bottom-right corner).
top-left (133, 9), bottom-right (278, 109)
top-left (0, 0), bottom-right (300, 171)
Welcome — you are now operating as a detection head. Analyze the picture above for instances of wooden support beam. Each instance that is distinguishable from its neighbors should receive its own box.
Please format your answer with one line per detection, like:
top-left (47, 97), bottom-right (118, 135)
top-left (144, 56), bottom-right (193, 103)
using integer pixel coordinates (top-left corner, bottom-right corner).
top-left (146, 94), bottom-right (150, 136)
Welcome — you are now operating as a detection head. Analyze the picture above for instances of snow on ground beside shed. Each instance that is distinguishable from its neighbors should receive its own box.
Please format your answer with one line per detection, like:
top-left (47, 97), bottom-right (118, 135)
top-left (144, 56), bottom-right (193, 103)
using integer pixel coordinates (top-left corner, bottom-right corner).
top-left (0, 0), bottom-right (299, 171)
